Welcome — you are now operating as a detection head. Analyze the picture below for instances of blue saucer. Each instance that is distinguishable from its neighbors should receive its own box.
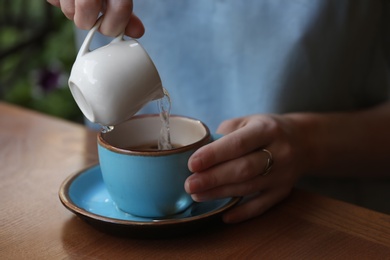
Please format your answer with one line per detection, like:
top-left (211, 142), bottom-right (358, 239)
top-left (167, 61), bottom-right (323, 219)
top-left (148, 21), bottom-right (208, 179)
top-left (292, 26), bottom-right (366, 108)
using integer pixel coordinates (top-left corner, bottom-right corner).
top-left (59, 165), bottom-right (240, 237)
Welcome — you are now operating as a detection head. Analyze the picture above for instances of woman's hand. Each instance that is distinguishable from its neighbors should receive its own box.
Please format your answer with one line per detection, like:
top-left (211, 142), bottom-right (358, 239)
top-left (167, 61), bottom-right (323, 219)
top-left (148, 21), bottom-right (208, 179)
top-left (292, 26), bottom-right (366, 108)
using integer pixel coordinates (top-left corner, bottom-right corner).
top-left (47, 0), bottom-right (145, 37)
top-left (185, 114), bottom-right (314, 223)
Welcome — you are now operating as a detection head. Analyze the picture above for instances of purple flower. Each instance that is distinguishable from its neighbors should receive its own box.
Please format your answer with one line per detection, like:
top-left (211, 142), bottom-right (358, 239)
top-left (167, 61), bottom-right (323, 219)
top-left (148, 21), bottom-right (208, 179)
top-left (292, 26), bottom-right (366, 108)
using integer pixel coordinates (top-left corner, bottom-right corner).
top-left (37, 67), bottom-right (61, 93)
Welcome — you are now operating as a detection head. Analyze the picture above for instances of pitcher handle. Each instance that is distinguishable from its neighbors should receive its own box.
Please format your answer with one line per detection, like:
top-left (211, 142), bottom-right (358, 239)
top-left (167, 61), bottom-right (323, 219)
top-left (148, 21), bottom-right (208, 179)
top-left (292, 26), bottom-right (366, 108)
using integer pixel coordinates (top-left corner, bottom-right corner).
top-left (77, 16), bottom-right (125, 58)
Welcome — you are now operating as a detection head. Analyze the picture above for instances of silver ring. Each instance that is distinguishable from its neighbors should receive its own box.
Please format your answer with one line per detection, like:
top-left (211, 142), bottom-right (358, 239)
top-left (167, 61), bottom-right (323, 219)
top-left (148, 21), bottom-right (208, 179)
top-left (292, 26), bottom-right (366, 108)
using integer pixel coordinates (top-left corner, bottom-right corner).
top-left (261, 149), bottom-right (273, 176)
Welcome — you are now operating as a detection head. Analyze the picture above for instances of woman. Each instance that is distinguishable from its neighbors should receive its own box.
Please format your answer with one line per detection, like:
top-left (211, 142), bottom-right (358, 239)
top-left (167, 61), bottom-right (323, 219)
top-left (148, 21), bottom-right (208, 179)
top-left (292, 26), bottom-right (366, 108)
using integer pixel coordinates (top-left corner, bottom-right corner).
top-left (48, 0), bottom-right (390, 223)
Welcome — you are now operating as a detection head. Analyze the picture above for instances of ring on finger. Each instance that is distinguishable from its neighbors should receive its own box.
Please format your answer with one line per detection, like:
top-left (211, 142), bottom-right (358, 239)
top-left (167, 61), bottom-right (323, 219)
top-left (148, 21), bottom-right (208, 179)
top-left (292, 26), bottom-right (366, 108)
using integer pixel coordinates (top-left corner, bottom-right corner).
top-left (260, 149), bottom-right (273, 176)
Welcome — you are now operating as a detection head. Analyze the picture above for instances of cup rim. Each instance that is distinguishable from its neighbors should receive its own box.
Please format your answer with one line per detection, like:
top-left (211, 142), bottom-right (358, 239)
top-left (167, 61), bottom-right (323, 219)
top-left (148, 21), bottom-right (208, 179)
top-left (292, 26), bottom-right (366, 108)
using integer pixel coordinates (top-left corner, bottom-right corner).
top-left (97, 114), bottom-right (211, 156)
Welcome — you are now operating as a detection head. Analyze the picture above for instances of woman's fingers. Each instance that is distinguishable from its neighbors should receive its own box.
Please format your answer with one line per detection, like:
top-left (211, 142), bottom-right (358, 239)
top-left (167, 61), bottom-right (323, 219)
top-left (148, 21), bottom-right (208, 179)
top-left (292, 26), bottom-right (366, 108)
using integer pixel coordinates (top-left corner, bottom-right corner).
top-left (73, 0), bottom-right (104, 30)
top-left (189, 173), bottom-right (272, 202)
top-left (47, 0), bottom-right (61, 7)
top-left (222, 188), bottom-right (292, 223)
top-left (56, 0), bottom-right (76, 20)
top-left (185, 149), bottom-right (273, 195)
top-left (99, 0), bottom-right (134, 36)
top-left (124, 13), bottom-right (145, 38)
top-left (189, 117), bottom-right (274, 173)
top-left (185, 114), bottom-right (304, 223)
top-left (48, 0), bottom-right (145, 38)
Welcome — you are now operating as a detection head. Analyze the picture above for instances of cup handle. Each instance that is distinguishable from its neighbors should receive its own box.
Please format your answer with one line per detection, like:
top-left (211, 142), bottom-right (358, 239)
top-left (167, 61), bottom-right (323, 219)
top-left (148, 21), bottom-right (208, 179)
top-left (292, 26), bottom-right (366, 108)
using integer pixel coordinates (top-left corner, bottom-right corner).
top-left (111, 32), bottom-right (125, 43)
top-left (76, 16), bottom-right (125, 59)
top-left (76, 17), bottom-right (103, 58)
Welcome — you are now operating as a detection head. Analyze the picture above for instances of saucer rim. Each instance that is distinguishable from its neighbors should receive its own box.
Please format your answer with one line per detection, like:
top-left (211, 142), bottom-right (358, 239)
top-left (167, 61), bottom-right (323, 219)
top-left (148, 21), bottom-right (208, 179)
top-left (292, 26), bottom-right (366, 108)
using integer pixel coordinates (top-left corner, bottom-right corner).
top-left (59, 164), bottom-right (241, 227)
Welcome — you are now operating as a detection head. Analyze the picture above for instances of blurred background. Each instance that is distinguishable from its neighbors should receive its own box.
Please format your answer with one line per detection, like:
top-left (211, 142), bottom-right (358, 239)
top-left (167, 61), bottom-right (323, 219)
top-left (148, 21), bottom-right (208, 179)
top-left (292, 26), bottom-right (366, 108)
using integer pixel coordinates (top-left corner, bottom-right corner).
top-left (1, 1), bottom-right (390, 216)
top-left (0, 0), bottom-right (83, 122)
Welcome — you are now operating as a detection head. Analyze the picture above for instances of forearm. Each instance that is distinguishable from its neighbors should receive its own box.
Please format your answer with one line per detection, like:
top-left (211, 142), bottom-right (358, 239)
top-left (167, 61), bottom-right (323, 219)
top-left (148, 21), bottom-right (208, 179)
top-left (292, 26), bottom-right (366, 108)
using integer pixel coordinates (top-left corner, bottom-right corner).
top-left (286, 101), bottom-right (390, 178)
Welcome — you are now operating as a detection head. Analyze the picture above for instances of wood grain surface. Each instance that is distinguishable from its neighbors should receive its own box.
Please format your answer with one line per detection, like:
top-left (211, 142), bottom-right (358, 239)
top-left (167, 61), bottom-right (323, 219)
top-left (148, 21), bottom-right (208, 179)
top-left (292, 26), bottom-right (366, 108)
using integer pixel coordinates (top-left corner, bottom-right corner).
top-left (1, 102), bottom-right (390, 259)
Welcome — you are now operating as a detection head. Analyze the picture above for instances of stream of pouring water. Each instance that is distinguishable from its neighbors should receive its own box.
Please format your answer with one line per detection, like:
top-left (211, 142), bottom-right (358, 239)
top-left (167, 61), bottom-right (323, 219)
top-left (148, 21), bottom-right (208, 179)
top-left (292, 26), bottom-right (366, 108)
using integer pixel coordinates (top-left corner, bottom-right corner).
top-left (100, 125), bottom-right (114, 133)
top-left (157, 87), bottom-right (172, 150)
top-left (99, 87), bottom-right (172, 151)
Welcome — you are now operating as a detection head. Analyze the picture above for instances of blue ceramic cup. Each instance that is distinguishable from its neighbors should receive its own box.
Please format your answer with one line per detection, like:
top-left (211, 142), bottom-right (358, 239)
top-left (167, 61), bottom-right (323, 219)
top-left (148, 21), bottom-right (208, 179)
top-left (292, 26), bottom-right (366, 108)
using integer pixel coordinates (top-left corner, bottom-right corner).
top-left (97, 115), bottom-right (211, 218)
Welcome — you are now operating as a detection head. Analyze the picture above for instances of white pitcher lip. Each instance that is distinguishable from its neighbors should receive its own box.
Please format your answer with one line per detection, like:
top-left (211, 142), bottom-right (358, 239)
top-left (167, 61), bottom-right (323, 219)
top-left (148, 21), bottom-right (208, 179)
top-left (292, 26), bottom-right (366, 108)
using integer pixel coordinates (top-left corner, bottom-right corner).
top-left (68, 81), bottom-right (95, 122)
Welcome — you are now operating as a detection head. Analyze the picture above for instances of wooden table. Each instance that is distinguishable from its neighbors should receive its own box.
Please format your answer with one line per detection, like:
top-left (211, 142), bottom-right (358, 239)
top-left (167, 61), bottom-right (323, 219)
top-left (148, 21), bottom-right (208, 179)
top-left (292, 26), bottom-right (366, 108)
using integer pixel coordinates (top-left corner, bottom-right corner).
top-left (1, 101), bottom-right (390, 259)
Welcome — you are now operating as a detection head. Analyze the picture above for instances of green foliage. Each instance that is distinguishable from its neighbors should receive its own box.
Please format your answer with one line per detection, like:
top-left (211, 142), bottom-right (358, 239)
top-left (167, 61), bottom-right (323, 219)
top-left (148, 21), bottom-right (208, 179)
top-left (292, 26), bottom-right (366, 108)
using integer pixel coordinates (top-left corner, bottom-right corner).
top-left (30, 88), bottom-right (81, 120)
top-left (0, 2), bottom-right (82, 122)
top-left (1, 27), bottom-right (22, 48)
top-left (3, 78), bottom-right (32, 106)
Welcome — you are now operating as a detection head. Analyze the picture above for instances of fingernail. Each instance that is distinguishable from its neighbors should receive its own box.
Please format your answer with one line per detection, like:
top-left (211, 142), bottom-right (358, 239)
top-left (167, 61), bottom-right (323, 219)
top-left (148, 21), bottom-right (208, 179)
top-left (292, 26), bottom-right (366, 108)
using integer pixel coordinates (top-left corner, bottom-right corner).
top-left (189, 156), bottom-right (201, 172)
top-left (185, 177), bottom-right (201, 193)
top-left (191, 193), bottom-right (207, 202)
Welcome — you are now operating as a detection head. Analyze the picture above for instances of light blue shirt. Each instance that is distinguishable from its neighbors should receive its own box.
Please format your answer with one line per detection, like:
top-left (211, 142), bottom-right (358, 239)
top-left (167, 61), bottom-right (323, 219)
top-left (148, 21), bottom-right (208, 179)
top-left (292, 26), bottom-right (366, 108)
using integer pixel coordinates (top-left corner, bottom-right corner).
top-left (77, 0), bottom-right (389, 132)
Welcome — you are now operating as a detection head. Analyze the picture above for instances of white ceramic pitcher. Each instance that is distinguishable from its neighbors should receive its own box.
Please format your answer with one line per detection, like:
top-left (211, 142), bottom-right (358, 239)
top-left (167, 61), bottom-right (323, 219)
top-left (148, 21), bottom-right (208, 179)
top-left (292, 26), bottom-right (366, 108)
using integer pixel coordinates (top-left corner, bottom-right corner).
top-left (68, 18), bottom-right (164, 126)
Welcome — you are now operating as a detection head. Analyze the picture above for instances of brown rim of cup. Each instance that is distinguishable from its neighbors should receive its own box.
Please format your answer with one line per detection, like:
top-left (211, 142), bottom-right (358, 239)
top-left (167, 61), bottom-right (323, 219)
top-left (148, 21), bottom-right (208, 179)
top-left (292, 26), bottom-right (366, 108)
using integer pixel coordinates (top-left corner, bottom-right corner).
top-left (97, 114), bottom-right (212, 156)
